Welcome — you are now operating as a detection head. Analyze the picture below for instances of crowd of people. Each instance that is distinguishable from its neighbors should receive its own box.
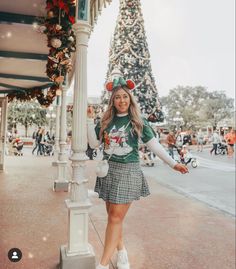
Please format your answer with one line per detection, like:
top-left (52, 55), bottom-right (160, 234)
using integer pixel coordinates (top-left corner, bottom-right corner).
top-left (6, 127), bottom-right (55, 157)
top-left (163, 128), bottom-right (236, 161)
top-left (6, 122), bottom-right (235, 162)
top-left (32, 127), bottom-right (54, 156)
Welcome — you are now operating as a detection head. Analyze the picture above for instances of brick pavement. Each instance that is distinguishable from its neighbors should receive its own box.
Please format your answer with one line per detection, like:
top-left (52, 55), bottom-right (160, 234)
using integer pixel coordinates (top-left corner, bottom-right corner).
top-left (0, 152), bottom-right (235, 269)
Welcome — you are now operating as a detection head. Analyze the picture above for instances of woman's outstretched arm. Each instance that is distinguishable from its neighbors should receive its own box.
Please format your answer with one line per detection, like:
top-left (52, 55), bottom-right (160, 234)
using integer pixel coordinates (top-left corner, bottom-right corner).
top-left (146, 137), bottom-right (188, 174)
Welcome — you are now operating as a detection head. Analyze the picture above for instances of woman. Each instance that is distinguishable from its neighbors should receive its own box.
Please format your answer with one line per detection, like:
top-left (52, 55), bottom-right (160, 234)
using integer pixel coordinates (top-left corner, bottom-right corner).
top-left (224, 129), bottom-right (236, 157)
top-left (87, 77), bottom-right (188, 269)
top-left (196, 129), bottom-right (204, 152)
top-left (37, 128), bottom-right (45, 156)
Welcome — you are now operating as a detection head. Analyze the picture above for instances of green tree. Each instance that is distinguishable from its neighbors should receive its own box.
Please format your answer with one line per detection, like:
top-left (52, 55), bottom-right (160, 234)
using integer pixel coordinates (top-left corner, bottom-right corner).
top-left (8, 100), bottom-right (47, 137)
top-left (161, 86), bottom-right (234, 130)
top-left (201, 91), bottom-right (234, 129)
top-left (161, 86), bottom-right (209, 130)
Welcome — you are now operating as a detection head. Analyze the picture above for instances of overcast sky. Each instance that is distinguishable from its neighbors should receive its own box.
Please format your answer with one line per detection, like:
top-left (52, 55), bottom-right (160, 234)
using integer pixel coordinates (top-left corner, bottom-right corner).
top-left (87, 0), bottom-right (235, 98)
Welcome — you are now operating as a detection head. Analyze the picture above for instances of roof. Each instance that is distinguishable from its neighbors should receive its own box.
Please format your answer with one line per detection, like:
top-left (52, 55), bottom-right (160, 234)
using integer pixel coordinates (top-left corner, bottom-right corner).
top-left (0, 0), bottom-right (112, 96)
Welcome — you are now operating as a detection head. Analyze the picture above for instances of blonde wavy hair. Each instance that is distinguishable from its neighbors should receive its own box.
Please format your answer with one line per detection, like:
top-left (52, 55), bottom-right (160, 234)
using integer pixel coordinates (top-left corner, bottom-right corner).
top-left (100, 86), bottom-right (143, 138)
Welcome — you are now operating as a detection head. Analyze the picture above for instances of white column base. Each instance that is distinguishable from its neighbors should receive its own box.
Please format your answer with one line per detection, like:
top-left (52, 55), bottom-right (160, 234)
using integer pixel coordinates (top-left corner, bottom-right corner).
top-left (53, 180), bottom-right (69, 192)
top-left (53, 161), bottom-right (68, 191)
top-left (60, 244), bottom-right (95, 269)
top-left (65, 199), bottom-right (92, 254)
top-left (52, 151), bottom-right (59, 166)
top-left (52, 161), bottom-right (58, 167)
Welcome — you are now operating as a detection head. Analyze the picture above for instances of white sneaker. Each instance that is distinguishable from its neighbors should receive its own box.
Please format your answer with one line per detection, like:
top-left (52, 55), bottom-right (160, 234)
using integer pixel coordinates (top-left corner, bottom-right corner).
top-left (96, 264), bottom-right (109, 269)
top-left (117, 248), bottom-right (130, 269)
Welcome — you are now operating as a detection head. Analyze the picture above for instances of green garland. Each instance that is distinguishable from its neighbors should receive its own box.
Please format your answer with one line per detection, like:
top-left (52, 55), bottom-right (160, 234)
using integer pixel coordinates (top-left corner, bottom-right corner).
top-left (44, 0), bottom-right (76, 85)
top-left (7, 85), bottom-right (58, 107)
top-left (7, 0), bottom-right (76, 107)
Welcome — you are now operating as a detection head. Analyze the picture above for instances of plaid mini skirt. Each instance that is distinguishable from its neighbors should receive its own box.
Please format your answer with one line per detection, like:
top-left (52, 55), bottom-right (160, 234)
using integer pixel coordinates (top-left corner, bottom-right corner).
top-left (94, 161), bottom-right (150, 204)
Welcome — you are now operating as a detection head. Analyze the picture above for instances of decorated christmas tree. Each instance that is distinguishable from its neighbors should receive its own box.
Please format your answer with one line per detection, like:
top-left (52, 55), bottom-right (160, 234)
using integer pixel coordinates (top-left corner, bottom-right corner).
top-left (102, 0), bottom-right (164, 122)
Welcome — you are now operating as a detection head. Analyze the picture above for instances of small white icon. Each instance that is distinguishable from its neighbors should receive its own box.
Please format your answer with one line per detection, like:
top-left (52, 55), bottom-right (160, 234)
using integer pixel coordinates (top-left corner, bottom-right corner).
top-left (11, 251), bottom-right (19, 259)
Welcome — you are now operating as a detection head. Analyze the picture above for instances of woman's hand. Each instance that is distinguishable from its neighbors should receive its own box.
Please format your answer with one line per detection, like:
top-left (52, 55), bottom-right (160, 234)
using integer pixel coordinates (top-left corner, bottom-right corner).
top-left (173, 163), bottom-right (189, 174)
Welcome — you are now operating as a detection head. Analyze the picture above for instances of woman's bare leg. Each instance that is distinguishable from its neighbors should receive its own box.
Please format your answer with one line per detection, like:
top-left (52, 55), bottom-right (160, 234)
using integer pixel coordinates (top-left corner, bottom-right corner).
top-left (106, 202), bottom-right (125, 251)
top-left (100, 203), bottom-right (131, 266)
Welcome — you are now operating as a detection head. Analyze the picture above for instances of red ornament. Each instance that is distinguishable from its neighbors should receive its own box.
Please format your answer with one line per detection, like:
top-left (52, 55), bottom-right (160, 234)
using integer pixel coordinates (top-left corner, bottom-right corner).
top-left (126, 80), bottom-right (135, 90)
top-left (59, 0), bottom-right (69, 14)
top-left (46, 2), bottom-right (53, 10)
top-left (106, 82), bottom-right (113, 91)
top-left (69, 15), bottom-right (75, 24)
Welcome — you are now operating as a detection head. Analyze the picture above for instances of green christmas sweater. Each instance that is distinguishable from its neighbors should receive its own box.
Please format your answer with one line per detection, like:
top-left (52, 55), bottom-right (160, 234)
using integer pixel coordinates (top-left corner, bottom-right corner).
top-left (95, 114), bottom-right (156, 163)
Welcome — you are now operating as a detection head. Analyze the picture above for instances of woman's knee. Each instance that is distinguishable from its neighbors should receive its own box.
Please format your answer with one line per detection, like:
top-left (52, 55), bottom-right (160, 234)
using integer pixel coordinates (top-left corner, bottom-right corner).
top-left (108, 210), bottom-right (124, 224)
top-left (108, 204), bottom-right (131, 224)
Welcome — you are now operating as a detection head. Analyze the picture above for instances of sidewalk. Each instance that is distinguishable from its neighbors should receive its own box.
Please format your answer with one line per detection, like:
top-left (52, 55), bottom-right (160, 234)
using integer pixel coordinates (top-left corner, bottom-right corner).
top-left (0, 152), bottom-right (235, 269)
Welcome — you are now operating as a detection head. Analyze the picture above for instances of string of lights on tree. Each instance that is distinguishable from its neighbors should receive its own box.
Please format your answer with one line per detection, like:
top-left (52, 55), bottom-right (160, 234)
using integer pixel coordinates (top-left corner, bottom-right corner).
top-left (102, 0), bottom-right (164, 122)
top-left (8, 0), bottom-right (76, 107)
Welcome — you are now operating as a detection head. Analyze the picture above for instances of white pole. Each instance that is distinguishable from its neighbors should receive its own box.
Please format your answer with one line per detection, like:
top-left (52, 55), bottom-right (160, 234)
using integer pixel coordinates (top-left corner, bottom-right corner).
top-left (54, 84), bottom-right (69, 191)
top-left (52, 94), bottom-right (61, 166)
top-left (60, 1), bottom-right (96, 267)
top-left (0, 97), bottom-right (8, 170)
top-left (67, 18), bottom-right (92, 253)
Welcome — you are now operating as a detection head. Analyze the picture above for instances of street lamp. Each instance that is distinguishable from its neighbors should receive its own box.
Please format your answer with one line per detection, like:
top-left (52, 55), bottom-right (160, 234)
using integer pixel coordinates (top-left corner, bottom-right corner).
top-left (46, 106), bottom-right (56, 137)
top-left (173, 111), bottom-right (183, 132)
top-left (12, 120), bottom-right (16, 133)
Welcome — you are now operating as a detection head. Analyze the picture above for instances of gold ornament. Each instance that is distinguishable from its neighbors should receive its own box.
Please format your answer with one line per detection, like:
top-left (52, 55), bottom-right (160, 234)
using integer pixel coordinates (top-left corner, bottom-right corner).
top-left (60, 59), bottom-right (71, 65)
top-left (55, 76), bottom-right (64, 83)
top-left (48, 56), bottom-right (59, 63)
top-left (57, 51), bottom-right (64, 59)
top-left (55, 24), bottom-right (62, 31)
top-left (68, 36), bottom-right (74, 42)
top-left (51, 38), bottom-right (62, 49)
top-left (47, 11), bottom-right (54, 18)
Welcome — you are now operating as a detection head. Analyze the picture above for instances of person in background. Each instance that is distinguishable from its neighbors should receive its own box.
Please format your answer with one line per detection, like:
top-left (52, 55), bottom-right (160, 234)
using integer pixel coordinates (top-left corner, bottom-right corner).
top-left (179, 144), bottom-right (191, 164)
top-left (45, 131), bottom-right (51, 142)
top-left (175, 130), bottom-right (183, 148)
top-left (210, 131), bottom-right (220, 155)
top-left (182, 131), bottom-right (191, 145)
top-left (12, 129), bottom-right (19, 139)
top-left (37, 128), bottom-right (45, 156)
top-left (166, 131), bottom-right (176, 159)
top-left (224, 129), bottom-right (236, 158)
top-left (32, 127), bottom-right (41, 155)
top-left (87, 76), bottom-right (188, 269)
top-left (197, 129), bottom-right (204, 152)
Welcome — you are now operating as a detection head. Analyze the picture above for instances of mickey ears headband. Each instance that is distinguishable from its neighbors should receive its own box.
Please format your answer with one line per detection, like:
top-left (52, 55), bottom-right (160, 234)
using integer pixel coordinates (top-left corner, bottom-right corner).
top-left (105, 77), bottom-right (135, 92)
